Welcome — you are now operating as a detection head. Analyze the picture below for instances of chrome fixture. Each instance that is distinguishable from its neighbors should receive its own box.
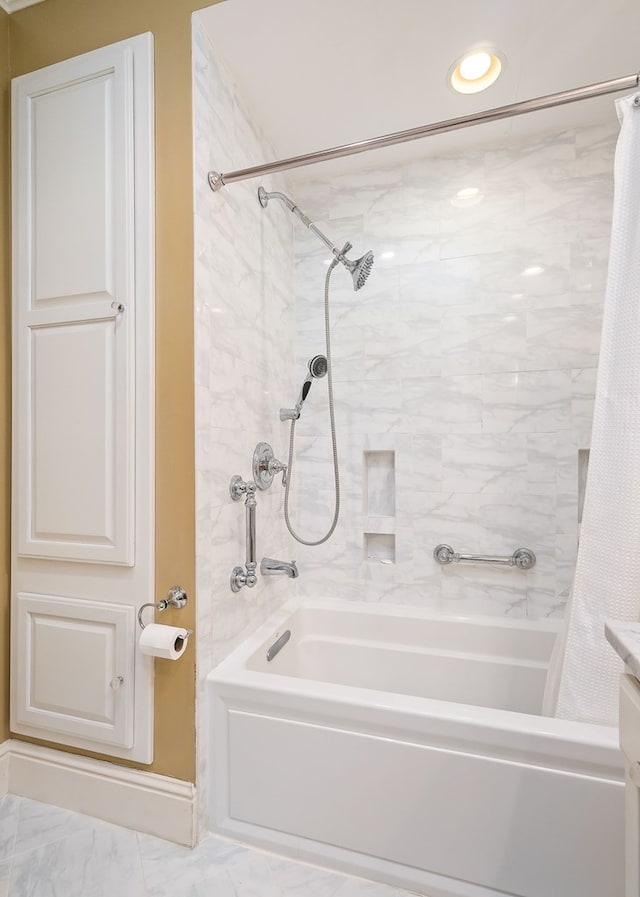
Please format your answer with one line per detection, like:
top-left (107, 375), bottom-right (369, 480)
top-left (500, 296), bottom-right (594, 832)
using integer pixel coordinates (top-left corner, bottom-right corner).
top-left (252, 441), bottom-right (287, 490)
top-left (257, 187), bottom-right (374, 291)
top-left (208, 73), bottom-right (640, 190)
top-left (280, 267), bottom-right (342, 547)
top-left (259, 189), bottom-right (375, 546)
top-left (261, 557), bottom-right (299, 579)
top-left (280, 265), bottom-right (341, 547)
top-left (266, 629), bottom-right (291, 662)
top-left (280, 355), bottom-right (328, 421)
top-left (308, 353), bottom-right (328, 378)
top-left (433, 544), bottom-right (536, 570)
top-left (138, 586), bottom-right (190, 631)
top-left (229, 476), bottom-right (258, 592)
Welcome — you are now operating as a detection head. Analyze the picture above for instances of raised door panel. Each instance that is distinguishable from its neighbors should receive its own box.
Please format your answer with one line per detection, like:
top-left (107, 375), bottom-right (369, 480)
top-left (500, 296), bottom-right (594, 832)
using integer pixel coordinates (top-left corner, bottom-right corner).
top-left (16, 44), bottom-right (132, 313)
top-left (15, 592), bottom-right (134, 748)
top-left (32, 74), bottom-right (116, 304)
top-left (14, 41), bottom-right (134, 565)
top-left (21, 317), bottom-right (130, 562)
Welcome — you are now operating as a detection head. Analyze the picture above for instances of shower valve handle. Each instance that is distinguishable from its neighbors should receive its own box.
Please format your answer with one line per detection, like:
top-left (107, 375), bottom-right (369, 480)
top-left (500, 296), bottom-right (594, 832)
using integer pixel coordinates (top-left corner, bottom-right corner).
top-left (252, 442), bottom-right (287, 490)
top-left (270, 459), bottom-right (288, 487)
top-left (268, 456), bottom-right (287, 482)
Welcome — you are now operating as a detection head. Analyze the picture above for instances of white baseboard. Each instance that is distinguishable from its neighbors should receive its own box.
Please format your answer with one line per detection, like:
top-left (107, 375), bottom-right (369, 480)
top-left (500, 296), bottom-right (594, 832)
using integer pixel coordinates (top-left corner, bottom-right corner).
top-left (0, 741), bottom-right (10, 797)
top-left (6, 740), bottom-right (196, 846)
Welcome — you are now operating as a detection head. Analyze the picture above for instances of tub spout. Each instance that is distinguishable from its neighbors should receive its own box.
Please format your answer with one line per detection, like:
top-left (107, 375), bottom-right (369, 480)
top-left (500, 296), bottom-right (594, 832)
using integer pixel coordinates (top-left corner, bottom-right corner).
top-left (261, 557), bottom-right (299, 578)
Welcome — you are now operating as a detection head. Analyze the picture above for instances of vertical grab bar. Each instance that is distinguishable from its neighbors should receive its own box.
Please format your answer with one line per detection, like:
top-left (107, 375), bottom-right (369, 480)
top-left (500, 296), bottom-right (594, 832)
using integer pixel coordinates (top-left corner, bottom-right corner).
top-left (245, 486), bottom-right (257, 580)
top-left (229, 476), bottom-right (258, 592)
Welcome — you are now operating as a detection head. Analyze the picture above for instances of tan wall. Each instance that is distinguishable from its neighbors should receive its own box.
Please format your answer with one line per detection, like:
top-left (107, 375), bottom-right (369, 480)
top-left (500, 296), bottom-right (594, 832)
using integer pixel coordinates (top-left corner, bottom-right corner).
top-left (0, 8), bottom-right (10, 745)
top-left (4, 0), bottom-right (219, 780)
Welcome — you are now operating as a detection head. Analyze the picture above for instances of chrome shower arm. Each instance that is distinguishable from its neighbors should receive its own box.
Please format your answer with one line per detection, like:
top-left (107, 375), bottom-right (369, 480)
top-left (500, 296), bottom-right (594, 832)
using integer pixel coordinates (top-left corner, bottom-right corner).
top-left (309, 223), bottom-right (350, 262)
top-left (258, 187), bottom-right (347, 260)
top-left (259, 185), bottom-right (373, 290)
top-left (259, 189), bottom-right (296, 212)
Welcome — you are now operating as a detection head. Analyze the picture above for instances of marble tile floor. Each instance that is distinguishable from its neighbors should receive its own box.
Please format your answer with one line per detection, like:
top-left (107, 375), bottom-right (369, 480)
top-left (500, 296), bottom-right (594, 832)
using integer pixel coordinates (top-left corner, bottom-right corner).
top-left (0, 795), bottom-right (424, 897)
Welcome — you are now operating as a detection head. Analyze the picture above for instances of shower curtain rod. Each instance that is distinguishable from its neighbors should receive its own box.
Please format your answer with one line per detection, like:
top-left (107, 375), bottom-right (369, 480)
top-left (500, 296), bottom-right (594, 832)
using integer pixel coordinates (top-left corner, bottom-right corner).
top-left (208, 72), bottom-right (639, 191)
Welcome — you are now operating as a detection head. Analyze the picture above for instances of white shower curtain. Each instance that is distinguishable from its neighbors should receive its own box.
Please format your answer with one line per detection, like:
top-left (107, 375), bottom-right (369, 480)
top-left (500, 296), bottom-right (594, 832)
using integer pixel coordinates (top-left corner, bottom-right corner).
top-left (543, 93), bottom-right (640, 725)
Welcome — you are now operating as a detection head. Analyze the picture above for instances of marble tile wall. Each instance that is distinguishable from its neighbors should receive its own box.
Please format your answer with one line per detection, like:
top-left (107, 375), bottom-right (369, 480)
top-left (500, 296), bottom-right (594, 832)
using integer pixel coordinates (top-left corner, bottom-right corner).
top-left (192, 18), bottom-right (297, 831)
top-left (291, 120), bottom-right (618, 619)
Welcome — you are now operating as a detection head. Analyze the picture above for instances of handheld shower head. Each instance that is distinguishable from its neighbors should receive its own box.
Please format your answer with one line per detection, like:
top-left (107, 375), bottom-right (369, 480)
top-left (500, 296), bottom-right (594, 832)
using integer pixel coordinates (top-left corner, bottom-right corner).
top-left (308, 354), bottom-right (328, 379)
top-left (299, 354), bottom-right (328, 403)
top-left (280, 355), bottom-right (328, 421)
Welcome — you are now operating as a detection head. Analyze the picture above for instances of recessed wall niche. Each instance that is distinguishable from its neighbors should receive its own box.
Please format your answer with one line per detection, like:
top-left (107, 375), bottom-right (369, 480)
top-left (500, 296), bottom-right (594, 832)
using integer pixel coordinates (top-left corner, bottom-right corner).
top-left (365, 451), bottom-right (395, 517)
top-left (365, 533), bottom-right (396, 565)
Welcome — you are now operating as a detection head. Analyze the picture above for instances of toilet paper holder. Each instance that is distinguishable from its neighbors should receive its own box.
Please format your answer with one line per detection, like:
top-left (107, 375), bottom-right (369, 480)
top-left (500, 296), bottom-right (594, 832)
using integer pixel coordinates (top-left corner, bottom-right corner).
top-left (138, 586), bottom-right (192, 635)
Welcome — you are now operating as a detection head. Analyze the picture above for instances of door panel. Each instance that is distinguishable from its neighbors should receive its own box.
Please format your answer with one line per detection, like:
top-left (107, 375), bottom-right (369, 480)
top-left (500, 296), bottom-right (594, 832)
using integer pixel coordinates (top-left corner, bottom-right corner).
top-left (25, 318), bottom-right (129, 562)
top-left (16, 592), bottom-right (134, 748)
top-left (32, 73), bottom-right (115, 304)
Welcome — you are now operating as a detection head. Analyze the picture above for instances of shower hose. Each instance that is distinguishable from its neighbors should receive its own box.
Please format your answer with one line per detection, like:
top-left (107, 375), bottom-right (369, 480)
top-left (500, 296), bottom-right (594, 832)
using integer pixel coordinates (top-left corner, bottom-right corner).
top-left (283, 258), bottom-right (340, 545)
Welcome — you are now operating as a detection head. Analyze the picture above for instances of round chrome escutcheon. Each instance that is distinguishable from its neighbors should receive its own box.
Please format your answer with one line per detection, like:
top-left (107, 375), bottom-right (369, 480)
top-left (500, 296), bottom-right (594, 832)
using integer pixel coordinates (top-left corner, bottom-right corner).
top-left (253, 441), bottom-right (276, 491)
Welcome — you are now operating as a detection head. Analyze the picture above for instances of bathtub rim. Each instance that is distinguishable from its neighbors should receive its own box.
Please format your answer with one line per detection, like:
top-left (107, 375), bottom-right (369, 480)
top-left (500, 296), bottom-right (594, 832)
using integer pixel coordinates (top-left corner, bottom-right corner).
top-left (213, 597), bottom-right (563, 673)
top-left (207, 598), bottom-right (621, 780)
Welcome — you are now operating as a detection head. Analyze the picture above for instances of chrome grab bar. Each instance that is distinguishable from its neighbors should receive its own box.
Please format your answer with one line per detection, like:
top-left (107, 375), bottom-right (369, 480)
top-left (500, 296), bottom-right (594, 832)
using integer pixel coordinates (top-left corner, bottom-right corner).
top-left (229, 475), bottom-right (258, 592)
top-left (433, 544), bottom-right (536, 570)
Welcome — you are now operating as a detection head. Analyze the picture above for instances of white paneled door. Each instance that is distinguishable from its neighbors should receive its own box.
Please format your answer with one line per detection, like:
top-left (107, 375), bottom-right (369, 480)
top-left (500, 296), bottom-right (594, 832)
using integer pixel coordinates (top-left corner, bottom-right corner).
top-left (11, 35), bottom-right (155, 763)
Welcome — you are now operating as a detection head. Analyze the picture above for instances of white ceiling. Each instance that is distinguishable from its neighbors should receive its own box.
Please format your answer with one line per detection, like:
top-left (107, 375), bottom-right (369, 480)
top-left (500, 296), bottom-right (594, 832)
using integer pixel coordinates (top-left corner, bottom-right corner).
top-left (0, 0), bottom-right (45, 12)
top-left (198, 0), bottom-right (640, 180)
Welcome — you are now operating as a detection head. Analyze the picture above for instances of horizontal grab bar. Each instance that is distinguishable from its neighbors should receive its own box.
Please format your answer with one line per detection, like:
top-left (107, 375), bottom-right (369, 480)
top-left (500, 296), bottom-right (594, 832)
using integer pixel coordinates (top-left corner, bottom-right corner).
top-left (433, 544), bottom-right (536, 570)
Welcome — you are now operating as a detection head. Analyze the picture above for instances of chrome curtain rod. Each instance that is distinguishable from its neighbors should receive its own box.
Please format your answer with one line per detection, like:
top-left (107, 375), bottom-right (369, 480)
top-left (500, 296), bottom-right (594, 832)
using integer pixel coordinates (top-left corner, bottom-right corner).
top-left (208, 72), bottom-right (639, 191)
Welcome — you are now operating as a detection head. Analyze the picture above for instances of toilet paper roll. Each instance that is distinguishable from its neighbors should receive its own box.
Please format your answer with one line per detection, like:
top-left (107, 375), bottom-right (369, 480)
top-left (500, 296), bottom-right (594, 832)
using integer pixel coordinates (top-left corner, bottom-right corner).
top-left (139, 624), bottom-right (190, 660)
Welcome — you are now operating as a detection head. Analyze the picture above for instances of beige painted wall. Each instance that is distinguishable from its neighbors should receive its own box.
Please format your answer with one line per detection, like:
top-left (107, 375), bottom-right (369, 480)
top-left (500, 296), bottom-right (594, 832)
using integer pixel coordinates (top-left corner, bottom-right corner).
top-left (0, 8), bottom-right (10, 746)
top-left (3, 0), bottom-right (220, 781)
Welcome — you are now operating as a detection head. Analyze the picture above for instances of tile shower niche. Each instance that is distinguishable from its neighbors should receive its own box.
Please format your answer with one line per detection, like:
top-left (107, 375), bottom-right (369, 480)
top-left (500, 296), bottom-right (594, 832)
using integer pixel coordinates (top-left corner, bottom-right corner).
top-left (365, 451), bottom-right (395, 517)
top-left (364, 451), bottom-right (396, 564)
top-left (365, 532), bottom-right (396, 564)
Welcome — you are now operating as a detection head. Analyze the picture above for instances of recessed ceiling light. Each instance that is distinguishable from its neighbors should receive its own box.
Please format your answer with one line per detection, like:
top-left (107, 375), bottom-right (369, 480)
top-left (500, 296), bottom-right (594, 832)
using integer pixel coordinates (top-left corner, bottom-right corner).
top-left (449, 48), bottom-right (504, 94)
top-left (522, 265), bottom-right (545, 277)
top-left (459, 52), bottom-right (492, 81)
top-left (381, 251), bottom-right (395, 259)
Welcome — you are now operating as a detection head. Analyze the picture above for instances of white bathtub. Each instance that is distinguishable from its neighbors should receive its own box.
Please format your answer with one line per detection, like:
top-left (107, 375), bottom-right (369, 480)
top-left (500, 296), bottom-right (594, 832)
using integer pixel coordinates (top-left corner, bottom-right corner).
top-left (207, 599), bottom-right (624, 897)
